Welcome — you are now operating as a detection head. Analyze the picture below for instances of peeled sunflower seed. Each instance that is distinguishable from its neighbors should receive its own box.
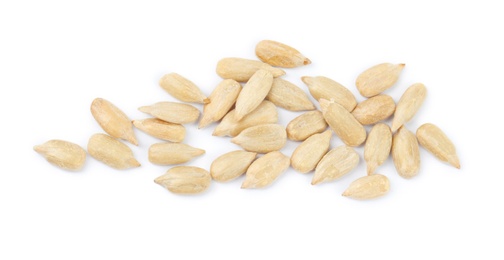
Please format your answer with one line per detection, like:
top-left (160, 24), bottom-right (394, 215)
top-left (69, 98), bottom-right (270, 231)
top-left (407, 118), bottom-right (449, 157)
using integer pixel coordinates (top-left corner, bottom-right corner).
top-left (159, 73), bottom-right (209, 104)
top-left (301, 76), bottom-right (357, 112)
top-left (241, 151), bottom-right (290, 189)
top-left (234, 69), bottom-right (273, 121)
top-left (132, 118), bottom-right (185, 143)
top-left (312, 146), bottom-right (359, 185)
top-left (199, 79), bottom-right (242, 129)
top-left (213, 100), bottom-right (278, 137)
top-left (148, 143), bottom-right (205, 165)
top-left (286, 110), bottom-right (327, 141)
top-left (91, 98), bottom-right (138, 145)
top-left (320, 99), bottom-right (367, 147)
top-left (356, 63), bottom-right (405, 97)
top-left (138, 102), bottom-right (199, 124)
top-left (154, 166), bottom-right (211, 194)
top-left (416, 123), bottom-right (460, 169)
top-left (392, 126), bottom-right (420, 178)
top-left (351, 94), bottom-right (396, 125)
top-left (266, 77), bottom-right (315, 111)
top-left (342, 174), bottom-right (390, 200)
top-left (210, 150), bottom-right (257, 182)
top-left (231, 124), bottom-right (286, 153)
top-left (364, 123), bottom-right (392, 175)
top-left (255, 40), bottom-right (311, 68)
top-left (34, 140), bottom-right (86, 171)
top-left (216, 57), bottom-right (285, 82)
top-left (391, 83), bottom-right (427, 132)
top-left (291, 130), bottom-right (332, 173)
top-left (87, 133), bottom-right (140, 169)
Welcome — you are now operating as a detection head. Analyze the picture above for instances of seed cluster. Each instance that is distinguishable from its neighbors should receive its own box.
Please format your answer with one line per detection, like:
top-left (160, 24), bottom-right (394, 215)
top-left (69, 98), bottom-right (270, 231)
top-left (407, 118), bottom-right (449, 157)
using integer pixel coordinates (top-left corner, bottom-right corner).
top-left (33, 40), bottom-right (460, 200)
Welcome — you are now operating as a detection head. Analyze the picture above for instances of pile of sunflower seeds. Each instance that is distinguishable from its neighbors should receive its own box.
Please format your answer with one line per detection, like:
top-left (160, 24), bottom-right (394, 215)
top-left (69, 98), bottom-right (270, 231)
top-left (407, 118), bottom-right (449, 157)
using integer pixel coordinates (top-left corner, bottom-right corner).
top-left (34, 40), bottom-right (460, 200)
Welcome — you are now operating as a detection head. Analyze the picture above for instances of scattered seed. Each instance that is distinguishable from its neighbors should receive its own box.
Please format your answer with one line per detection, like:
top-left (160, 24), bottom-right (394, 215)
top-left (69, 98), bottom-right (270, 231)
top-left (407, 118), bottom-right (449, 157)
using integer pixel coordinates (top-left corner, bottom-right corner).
top-left (148, 143), bottom-right (205, 165)
top-left (392, 126), bottom-right (420, 178)
top-left (320, 99), bottom-right (367, 147)
top-left (159, 73), bottom-right (209, 104)
top-left (138, 102), bottom-right (200, 124)
top-left (34, 140), bottom-right (86, 171)
top-left (416, 123), bottom-right (460, 169)
top-left (234, 69), bottom-right (273, 121)
top-left (301, 76), bottom-right (357, 112)
top-left (342, 174), bottom-right (390, 200)
top-left (291, 130), bottom-right (332, 173)
top-left (155, 166), bottom-right (211, 194)
top-left (364, 123), bottom-right (392, 175)
top-left (132, 118), bottom-right (185, 143)
top-left (231, 124), bottom-right (287, 153)
top-left (216, 57), bottom-right (285, 82)
top-left (87, 133), bottom-right (140, 169)
top-left (391, 83), bottom-right (427, 132)
top-left (312, 146), bottom-right (359, 185)
top-left (356, 63), bottom-right (405, 97)
top-left (286, 110), bottom-right (327, 141)
top-left (267, 77), bottom-right (315, 111)
top-left (255, 40), bottom-right (311, 68)
top-left (242, 151), bottom-right (290, 189)
top-left (199, 79), bottom-right (242, 129)
top-left (91, 98), bottom-right (138, 145)
top-left (351, 94), bottom-right (396, 125)
top-left (210, 150), bottom-right (257, 182)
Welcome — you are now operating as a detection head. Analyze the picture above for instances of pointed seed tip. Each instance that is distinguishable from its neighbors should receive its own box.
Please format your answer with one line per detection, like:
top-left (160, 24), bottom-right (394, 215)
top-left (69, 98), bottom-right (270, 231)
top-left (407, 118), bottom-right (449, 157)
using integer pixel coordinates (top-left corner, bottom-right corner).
top-left (303, 58), bottom-right (312, 65)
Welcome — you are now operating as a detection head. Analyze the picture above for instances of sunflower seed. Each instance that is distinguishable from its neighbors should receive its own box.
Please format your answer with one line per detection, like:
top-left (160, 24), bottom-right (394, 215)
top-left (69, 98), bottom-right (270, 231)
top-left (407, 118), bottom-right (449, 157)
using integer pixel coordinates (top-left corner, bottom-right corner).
top-left (216, 57), bottom-right (285, 82)
top-left (266, 77), bottom-right (315, 111)
top-left (301, 76), bottom-right (357, 112)
top-left (154, 166), bottom-right (211, 194)
top-left (132, 118), bottom-right (185, 143)
top-left (255, 40), bottom-right (311, 68)
top-left (91, 98), bottom-right (138, 145)
top-left (213, 100), bottom-right (278, 137)
top-left (138, 102), bottom-right (200, 124)
top-left (286, 110), bottom-right (327, 141)
top-left (391, 83), bottom-right (427, 132)
top-left (34, 140), bottom-right (86, 171)
top-left (199, 79), bottom-right (242, 129)
top-left (159, 73), bottom-right (208, 104)
top-left (416, 123), bottom-right (460, 169)
top-left (231, 124), bottom-right (286, 153)
top-left (234, 69), bottom-right (273, 121)
top-left (351, 94), bottom-right (396, 125)
top-left (356, 63), bottom-right (405, 97)
top-left (342, 174), bottom-right (390, 200)
top-left (148, 143), bottom-right (205, 165)
top-left (210, 150), bottom-right (257, 182)
top-left (241, 151), bottom-right (290, 189)
top-left (364, 123), bottom-right (392, 175)
top-left (87, 133), bottom-right (140, 169)
top-left (319, 99), bottom-right (366, 147)
top-left (312, 146), bottom-right (359, 185)
top-left (291, 130), bottom-right (332, 173)
top-left (392, 126), bottom-right (420, 178)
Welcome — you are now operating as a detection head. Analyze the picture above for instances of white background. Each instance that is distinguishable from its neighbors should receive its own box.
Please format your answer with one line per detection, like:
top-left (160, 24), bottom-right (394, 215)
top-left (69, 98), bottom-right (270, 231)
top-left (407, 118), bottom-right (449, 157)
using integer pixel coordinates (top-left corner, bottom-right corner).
top-left (1, 1), bottom-right (502, 259)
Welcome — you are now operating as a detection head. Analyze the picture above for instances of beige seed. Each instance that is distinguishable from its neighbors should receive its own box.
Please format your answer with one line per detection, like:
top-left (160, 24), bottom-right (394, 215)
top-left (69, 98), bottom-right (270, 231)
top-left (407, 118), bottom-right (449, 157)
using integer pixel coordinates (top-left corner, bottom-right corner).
top-left (210, 150), bottom-right (257, 182)
top-left (255, 40), bottom-right (311, 68)
top-left (291, 130), bottom-right (332, 173)
top-left (87, 133), bottom-right (140, 169)
top-left (138, 102), bottom-right (200, 124)
top-left (213, 100), bottom-right (278, 137)
top-left (148, 143), bottom-right (205, 165)
top-left (266, 78), bottom-right (315, 111)
top-left (356, 63), bottom-right (405, 97)
top-left (364, 123), bottom-right (392, 175)
top-left (352, 94), bottom-right (396, 125)
top-left (231, 124), bottom-right (286, 153)
top-left (392, 126), bottom-right (420, 178)
top-left (391, 83), bottom-right (427, 132)
top-left (154, 166), bottom-right (211, 194)
top-left (159, 73), bottom-right (208, 104)
top-left (216, 57), bottom-right (285, 82)
top-left (132, 118), bottom-right (185, 143)
top-left (242, 151), bottom-right (290, 189)
top-left (199, 79), bottom-right (242, 129)
top-left (416, 123), bottom-right (460, 169)
top-left (312, 146), bottom-right (359, 185)
top-left (34, 140), bottom-right (86, 171)
top-left (301, 76), bottom-right (357, 112)
top-left (91, 98), bottom-right (138, 145)
top-left (286, 110), bottom-right (327, 141)
top-left (342, 174), bottom-right (390, 200)
top-left (320, 99), bottom-right (367, 147)
top-left (234, 69), bottom-right (273, 121)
